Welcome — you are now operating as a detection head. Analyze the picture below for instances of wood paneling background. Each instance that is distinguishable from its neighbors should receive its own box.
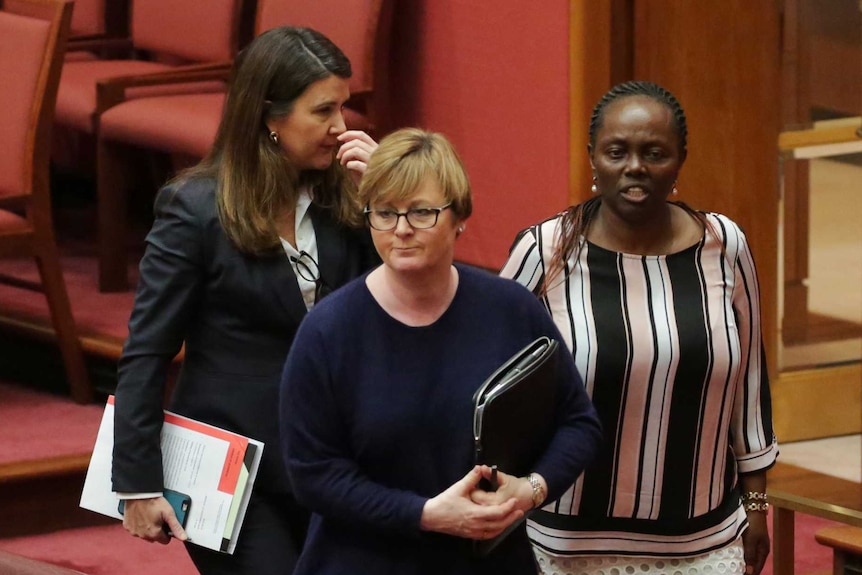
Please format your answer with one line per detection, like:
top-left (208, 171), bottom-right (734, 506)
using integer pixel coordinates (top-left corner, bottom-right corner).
top-left (630, 2), bottom-right (782, 375)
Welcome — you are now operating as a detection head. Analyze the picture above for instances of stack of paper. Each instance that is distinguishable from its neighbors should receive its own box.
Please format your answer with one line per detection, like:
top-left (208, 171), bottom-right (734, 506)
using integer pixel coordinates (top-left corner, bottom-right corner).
top-left (80, 396), bottom-right (263, 554)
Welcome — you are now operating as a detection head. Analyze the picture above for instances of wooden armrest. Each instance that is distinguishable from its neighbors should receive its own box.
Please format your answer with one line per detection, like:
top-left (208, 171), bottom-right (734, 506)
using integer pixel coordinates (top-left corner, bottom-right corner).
top-left (816, 525), bottom-right (862, 555)
top-left (95, 61), bottom-right (232, 114)
top-left (0, 550), bottom-right (84, 575)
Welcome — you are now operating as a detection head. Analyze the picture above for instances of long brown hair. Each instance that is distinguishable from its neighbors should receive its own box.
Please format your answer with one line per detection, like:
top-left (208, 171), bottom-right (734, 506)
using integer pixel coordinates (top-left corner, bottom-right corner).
top-left (543, 81), bottom-right (722, 294)
top-left (175, 26), bottom-right (362, 255)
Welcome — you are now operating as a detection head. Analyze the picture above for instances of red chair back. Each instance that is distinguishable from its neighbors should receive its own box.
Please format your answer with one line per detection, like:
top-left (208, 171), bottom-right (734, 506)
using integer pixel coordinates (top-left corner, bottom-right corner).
top-left (69, 0), bottom-right (104, 35)
top-left (255, 0), bottom-right (391, 96)
top-left (0, 0), bottom-right (72, 202)
top-left (131, 0), bottom-right (242, 62)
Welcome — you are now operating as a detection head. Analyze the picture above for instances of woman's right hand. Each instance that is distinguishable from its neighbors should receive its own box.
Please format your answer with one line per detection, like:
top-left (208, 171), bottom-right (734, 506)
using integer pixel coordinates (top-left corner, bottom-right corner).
top-left (419, 466), bottom-right (524, 540)
top-left (121, 496), bottom-right (188, 544)
top-left (336, 130), bottom-right (378, 186)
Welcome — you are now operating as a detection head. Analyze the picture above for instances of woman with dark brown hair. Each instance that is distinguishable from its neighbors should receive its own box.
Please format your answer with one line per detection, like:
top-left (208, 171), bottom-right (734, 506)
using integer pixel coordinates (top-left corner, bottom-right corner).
top-left (501, 81), bottom-right (777, 575)
top-left (111, 26), bottom-right (380, 575)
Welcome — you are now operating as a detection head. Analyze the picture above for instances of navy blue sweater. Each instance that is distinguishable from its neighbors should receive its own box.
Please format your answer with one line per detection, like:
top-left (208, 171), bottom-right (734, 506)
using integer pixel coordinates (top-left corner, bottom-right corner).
top-left (280, 264), bottom-right (601, 574)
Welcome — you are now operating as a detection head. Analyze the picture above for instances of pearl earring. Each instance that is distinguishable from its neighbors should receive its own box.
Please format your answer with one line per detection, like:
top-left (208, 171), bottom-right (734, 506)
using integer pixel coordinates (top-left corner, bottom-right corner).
top-left (269, 131), bottom-right (279, 145)
top-left (591, 183), bottom-right (598, 193)
top-left (672, 184), bottom-right (679, 195)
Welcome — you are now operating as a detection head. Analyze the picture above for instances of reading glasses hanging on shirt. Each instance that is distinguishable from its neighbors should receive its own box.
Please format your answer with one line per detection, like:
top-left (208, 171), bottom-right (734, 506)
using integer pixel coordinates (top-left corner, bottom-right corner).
top-left (363, 203), bottom-right (452, 231)
top-left (289, 250), bottom-right (332, 301)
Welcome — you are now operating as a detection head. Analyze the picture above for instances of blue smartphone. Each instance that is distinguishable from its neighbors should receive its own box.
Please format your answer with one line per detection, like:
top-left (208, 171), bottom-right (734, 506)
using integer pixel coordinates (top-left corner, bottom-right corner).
top-left (118, 489), bottom-right (191, 535)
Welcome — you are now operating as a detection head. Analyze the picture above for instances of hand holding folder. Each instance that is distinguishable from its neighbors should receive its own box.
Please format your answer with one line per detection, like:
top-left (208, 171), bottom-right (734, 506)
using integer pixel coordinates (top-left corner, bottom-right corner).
top-left (471, 336), bottom-right (559, 555)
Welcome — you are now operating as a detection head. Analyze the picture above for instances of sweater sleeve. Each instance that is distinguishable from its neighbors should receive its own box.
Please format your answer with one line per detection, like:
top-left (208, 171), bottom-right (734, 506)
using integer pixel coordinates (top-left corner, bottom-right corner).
top-left (724, 219), bottom-right (778, 474)
top-left (527, 308), bottom-right (603, 502)
top-left (280, 318), bottom-right (428, 535)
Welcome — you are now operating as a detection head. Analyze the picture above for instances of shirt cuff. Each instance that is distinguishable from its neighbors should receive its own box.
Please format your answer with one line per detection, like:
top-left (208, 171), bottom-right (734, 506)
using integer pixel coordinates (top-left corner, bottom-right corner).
top-left (116, 492), bottom-right (163, 500)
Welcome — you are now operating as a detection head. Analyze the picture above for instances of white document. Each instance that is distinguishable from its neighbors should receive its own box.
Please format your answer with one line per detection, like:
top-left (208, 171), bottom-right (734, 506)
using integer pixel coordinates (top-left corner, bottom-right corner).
top-left (80, 396), bottom-right (263, 554)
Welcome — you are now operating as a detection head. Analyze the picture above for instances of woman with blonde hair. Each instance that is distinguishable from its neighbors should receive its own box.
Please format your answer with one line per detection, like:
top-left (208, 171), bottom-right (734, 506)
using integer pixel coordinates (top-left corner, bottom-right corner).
top-left (280, 128), bottom-right (602, 574)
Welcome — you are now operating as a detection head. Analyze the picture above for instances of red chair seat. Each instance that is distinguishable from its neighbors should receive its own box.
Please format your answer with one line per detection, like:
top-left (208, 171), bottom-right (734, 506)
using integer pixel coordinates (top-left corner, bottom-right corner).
top-left (57, 60), bottom-right (225, 132)
top-left (100, 92), bottom-right (226, 158)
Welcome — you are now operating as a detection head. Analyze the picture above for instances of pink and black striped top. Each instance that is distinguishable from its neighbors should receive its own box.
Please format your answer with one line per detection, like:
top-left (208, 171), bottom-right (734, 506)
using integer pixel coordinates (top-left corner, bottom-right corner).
top-left (501, 211), bottom-right (778, 557)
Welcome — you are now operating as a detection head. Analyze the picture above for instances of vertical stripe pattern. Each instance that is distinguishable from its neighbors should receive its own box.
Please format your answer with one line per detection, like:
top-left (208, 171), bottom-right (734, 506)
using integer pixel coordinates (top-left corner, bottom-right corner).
top-left (500, 212), bottom-right (778, 557)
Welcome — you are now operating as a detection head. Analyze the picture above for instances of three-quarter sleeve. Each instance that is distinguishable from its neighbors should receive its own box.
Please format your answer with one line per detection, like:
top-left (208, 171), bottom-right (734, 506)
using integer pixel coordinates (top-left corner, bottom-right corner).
top-left (724, 218), bottom-right (778, 474)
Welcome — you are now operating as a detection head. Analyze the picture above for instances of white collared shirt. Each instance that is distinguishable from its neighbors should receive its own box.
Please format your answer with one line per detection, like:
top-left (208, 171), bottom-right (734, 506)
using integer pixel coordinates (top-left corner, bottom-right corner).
top-left (279, 188), bottom-right (319, 311)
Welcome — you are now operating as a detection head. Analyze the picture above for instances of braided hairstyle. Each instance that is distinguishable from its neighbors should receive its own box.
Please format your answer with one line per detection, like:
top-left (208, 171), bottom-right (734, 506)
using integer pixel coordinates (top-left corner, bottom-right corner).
top-left (542, 81), bottom-right (718, 295)
top-left (588, 80), bottom-right (688, 159)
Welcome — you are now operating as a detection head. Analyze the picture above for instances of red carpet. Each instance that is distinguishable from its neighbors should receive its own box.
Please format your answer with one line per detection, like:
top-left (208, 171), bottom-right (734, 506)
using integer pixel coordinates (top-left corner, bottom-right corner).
top-left (0, 381), bottom-right (103, 465)
top-left (0, 254), bottom-right (136, 344)
top-left (760, 514), bottom-right (836, 575)
top-left (0, 524), bottom-right (198, 575)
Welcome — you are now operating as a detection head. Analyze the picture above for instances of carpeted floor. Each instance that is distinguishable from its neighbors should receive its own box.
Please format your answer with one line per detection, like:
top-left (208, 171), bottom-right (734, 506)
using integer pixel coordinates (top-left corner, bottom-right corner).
top-left (0, 523), bottom-right (198, 575)
top-left (0, 381), bottom-right (103, 465)
top-left (0, 253), bottom-right (136, 343)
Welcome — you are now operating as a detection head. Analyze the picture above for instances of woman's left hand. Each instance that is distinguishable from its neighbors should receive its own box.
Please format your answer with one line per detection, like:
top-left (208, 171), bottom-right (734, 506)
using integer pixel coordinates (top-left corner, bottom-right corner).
top-left (336, 130), bottom-right (378, 186)
top-left (741, 511), bottom-right (770, 575)
top-left (469, 465), bottom-right (538, 514)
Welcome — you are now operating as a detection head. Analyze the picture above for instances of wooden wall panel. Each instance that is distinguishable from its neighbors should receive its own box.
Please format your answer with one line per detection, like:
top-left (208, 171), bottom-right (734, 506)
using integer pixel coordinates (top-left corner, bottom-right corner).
top-left (569, 0), bottom-right (613, 205)
top-left (631, 2), bottom-right (782, 375)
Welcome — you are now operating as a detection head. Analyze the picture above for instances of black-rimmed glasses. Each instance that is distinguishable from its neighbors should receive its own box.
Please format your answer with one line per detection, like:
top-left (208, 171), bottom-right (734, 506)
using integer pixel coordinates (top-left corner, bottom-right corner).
top-left (289, 250), bottom-right (332, 302)
top-left (363, 203), bottom-right (452, 231)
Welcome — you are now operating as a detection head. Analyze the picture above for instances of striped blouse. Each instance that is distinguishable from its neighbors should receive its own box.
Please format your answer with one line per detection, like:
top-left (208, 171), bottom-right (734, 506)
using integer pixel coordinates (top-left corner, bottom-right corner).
top-left (500, 211), bottom-right (778, 557)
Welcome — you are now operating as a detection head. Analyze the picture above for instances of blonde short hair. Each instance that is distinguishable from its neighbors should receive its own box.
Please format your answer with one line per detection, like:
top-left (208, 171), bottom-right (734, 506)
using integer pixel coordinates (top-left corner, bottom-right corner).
top-left (359, 128), bottom-right (472, 219)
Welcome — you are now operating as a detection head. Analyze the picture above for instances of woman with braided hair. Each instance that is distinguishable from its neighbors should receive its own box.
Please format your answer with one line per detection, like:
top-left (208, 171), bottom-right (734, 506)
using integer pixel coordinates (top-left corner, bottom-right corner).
top-left (501, 81), bottom-right (777, 575)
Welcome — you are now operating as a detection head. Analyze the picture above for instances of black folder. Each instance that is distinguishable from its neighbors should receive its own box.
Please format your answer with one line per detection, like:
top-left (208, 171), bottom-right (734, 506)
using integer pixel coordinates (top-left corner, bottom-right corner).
top-left (471, 336), bottom-right (559, 556)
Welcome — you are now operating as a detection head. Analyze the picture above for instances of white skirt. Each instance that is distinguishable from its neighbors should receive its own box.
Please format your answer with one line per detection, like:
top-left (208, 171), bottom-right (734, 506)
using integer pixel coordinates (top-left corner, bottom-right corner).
top-left (532, 538), bottom-right (746, 575)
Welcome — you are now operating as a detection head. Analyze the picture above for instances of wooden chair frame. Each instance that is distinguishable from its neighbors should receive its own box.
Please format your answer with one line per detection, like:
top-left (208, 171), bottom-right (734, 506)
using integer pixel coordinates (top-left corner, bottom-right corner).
top-left (0, 0), bottom-right (91, 403)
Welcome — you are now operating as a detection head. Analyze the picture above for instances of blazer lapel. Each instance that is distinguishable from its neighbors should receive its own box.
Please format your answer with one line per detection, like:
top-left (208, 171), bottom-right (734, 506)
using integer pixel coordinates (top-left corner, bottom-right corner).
top-left (310, 205), bottom-right (345, 298)
top-left (260, 249), bottom-right (308, 326)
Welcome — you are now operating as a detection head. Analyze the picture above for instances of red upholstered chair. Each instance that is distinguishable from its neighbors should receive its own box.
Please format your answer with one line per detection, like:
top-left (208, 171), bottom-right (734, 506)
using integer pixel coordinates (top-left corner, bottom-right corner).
top-left (55, 0), bottom-right (243, 135)
top-left (0, 0), bottom-right (91, 403)
top-left (1, 0), bottom-right (120, 38)
top-left (93, 0), bottom-right (395, 292)
top-left (255, 0), bottom-right (394, 134)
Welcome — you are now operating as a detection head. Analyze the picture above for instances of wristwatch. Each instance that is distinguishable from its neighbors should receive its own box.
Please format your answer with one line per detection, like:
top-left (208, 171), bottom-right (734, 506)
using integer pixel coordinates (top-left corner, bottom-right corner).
top-left (527, 473), bottom-right (546, 509)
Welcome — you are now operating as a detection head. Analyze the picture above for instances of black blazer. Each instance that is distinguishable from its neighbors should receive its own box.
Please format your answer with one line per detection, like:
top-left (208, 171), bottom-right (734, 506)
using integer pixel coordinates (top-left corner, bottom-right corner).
top-left (112, 177), bottom-right (378, 495)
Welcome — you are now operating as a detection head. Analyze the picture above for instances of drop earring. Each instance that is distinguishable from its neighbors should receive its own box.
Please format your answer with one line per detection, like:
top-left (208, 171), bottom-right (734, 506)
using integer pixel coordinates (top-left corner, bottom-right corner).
top-left (591, 177), bottom-right (598, 194)
top-left (672, 183), bottom-right (679, 195)
top-left (269, 131), bottom-right (279, 145)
